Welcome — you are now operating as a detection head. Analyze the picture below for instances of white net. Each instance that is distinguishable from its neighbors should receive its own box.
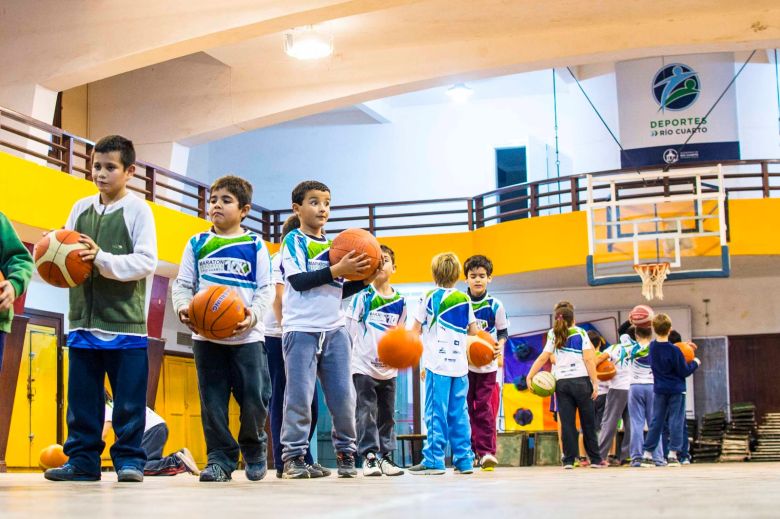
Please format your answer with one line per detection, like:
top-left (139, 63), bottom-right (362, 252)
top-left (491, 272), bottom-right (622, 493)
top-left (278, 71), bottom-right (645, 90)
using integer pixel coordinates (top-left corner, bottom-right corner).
top-left (634, 262), bottom-right (670, 301)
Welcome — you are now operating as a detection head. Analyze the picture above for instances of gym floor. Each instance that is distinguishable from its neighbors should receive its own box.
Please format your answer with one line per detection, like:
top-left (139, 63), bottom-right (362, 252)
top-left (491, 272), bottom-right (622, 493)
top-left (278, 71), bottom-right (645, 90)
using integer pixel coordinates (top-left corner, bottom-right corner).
top-left (1, 463), bottom-right (778, 518)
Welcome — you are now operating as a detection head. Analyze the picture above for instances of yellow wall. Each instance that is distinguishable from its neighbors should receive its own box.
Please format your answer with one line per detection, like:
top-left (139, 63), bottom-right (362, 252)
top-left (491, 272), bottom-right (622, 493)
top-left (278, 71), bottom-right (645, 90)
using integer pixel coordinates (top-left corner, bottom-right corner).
top-left (2, 150), bottom-right (779, 284)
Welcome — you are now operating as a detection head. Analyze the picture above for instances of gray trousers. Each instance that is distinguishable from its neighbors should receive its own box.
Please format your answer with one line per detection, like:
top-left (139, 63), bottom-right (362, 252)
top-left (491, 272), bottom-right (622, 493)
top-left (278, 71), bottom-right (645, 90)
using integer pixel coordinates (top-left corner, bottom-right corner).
top-left (598, 388), bottom-right (631, 461)
top-left (281, 328), bottom-right (357, 461)
top-left (353, 374), bottom-right (397, 457)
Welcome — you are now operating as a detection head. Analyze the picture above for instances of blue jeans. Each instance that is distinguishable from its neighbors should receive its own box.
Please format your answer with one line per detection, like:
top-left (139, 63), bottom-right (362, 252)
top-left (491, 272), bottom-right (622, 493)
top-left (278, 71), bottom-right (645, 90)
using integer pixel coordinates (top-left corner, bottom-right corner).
top-left (663, 394), bottom-right (690, 460)
top-left (266, 335), bottom-right (317, 469)
top-left (628, 384), bottom-right (664, 462)
top-left (643, 392), bottom-right (684, 454)
top-left (422, 371), bottom-right (473, 470)
top-left (64, 347), bottom-right (148, 475)
top-left (193, 340), bottom-right (271, 473)
top-left (142, 423), bottom-right (180, 475)
top-left (281, 329), bottom-right (356, 461)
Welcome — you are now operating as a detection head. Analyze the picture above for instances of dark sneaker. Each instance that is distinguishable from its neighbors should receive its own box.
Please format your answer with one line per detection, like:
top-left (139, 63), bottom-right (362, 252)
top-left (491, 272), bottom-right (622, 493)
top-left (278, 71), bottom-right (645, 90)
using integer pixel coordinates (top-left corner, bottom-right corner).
top-left (308, 462), bottom-right (331, 478)
top-left (275, 470), bottom-right (283, 479)
top-left (175, 448), bottom-right (201, 475)
top-left (667, 457), bottom-right (681, 467)
top-left (379, 455), bottom-right (404, 476)
top-left (363, 453), bottom-right (381, 477)
top-left (630, 459), bottom-right (642, 468)
top-left (44, 464), bottom-right (100, 482)
top-left (336, 452), bottom-right (357, 478)
top-left (282, 456), bottom-right (310, 479)
top-left (408, 463), bottom-right (445, 475)
top-left (245, 462), bottom-right (267, 481)
top-left (640, 457), bottom-right (655, 468)
top-left (117, 466), bottom-right (144, 482)
top-left (199, 464), bottom-right (231, 482)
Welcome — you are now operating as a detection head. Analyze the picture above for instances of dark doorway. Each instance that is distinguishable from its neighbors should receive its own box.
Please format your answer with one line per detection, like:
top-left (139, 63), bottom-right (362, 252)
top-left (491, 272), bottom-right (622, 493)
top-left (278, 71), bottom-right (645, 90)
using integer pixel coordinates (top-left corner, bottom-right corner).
top-left (496, 147), bottom-right (527, 223)
top-left (727, 333), bottom-right (780, 420)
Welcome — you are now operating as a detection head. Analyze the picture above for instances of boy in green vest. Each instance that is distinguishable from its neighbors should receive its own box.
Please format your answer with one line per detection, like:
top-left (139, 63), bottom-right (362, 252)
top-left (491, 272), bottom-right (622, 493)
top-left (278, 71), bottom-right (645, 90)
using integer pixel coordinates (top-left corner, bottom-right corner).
top-left (45, 135), bottom-right (158, 483)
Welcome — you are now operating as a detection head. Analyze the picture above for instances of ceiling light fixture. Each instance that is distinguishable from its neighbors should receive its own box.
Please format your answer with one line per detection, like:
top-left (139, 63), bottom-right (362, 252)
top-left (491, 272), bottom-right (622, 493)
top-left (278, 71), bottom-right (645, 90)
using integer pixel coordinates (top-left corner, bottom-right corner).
top-left (284, 25), bottom-right (334, 60)
top-left (446, 83), bottom-right (474, 103)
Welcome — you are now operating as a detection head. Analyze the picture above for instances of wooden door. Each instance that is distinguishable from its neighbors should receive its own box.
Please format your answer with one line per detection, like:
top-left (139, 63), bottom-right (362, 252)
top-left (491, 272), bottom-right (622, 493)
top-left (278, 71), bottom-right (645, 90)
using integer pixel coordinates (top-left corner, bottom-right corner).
top-left (728, 333), bottom-right (780, 419)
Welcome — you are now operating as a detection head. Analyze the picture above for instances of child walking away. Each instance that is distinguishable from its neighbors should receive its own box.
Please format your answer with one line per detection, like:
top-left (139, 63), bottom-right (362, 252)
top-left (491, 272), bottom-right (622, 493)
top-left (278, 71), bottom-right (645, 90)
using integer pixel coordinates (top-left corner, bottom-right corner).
top-left (0, 211), bottom-right (34, 369)
top-left (173, 175), bottom-right (273, 482)
top-left (279, 181), bottom-right (380, 479)
top-left (463, 255), bottom-right (508, 471)
top-left (641, 314), bottom-right (700, 467)
top-left (45, 135), bottom-right (158, 483)
top-left (264, 215), bottom-right (327, 478)
top-left (409, 252), bottom-right (478, 475)
top-left (526, 305), bottom-right (603, 469)
top-left (347, 245), bottom-right (406, 476)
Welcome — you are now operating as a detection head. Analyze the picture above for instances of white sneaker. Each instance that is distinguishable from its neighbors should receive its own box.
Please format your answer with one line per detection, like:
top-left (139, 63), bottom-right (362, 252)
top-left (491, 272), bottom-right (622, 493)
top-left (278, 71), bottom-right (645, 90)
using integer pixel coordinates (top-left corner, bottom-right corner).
top-left (363, 453), bottom-right (381, 476)
top-left (379, 455), bottom-right (404, 476)
top-left (175, 448), bottom-right (201, 475)
top-left (479, 454), bottom-right (498, 471)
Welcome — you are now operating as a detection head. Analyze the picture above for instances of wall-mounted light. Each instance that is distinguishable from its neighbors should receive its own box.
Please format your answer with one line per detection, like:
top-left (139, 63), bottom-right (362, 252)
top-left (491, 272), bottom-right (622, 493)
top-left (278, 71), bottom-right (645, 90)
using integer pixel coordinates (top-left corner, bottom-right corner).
top-left (284, 26), bottom-right (334, 60)
top-left (446, 83), bottom-right (474, 103)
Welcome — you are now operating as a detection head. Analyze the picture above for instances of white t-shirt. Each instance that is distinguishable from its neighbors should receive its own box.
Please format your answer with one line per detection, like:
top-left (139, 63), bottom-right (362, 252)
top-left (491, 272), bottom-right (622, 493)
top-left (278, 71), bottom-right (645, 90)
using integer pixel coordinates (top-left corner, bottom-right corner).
top-left (280, 229), bottom-right (344, 332)
top-left (630, 339), bottom-right (654, 385)
top-left (105, 404), bottom-right (165, 433)
top-left (602, 334), bottom-right (634, 391)
top-left (263, 252), bottom-right (284, 338)
top-left (415, 287), bottom-right (476, 378)
top-left (543, 326), bottom-right (593, 380)
top-left (347, 285), bottom-right (407, 380)
top-left (467, 294), bottom-right (509, 375)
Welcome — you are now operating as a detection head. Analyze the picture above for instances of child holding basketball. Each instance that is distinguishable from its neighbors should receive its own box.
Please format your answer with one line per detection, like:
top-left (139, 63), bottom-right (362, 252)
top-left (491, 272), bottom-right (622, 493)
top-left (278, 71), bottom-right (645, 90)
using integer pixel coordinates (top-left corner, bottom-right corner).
top-left (641, 314), bottom-right (700, 467)
top-left (45, 135), bottom-right (158, 483)
top-left (526, 305), bottom-right (603, 469)
top-left (0, 211), bottom-right (33, 369)
top-left (172, 175), bottom-right (273, 482)
top-left (347, 244), bottom-right (407, 477)
top-left (265, 215), bottom-right (327, 478)
top-left (462, 254), bottom-right (508, 471)
top-left (595, 333), bottom-right (633, 467)
top-left (279, 180), bottom-right (379, 479)
top-left (409, 252), bottom-right (478, 475)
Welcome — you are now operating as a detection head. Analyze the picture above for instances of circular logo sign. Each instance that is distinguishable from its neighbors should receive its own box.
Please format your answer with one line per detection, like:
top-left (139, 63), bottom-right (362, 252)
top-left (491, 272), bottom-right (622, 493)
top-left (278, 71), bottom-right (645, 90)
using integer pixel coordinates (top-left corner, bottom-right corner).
top-left (663, 148), bottom-right (679, 164)
top-left (652, 63), bottom-right (700, 112)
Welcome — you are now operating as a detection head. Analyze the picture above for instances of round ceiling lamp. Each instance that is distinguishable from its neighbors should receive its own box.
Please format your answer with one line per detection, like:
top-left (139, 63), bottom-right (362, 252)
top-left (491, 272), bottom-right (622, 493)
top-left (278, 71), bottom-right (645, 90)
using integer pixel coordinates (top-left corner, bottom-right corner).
top-left (284, 26), bottom-right (334, 60)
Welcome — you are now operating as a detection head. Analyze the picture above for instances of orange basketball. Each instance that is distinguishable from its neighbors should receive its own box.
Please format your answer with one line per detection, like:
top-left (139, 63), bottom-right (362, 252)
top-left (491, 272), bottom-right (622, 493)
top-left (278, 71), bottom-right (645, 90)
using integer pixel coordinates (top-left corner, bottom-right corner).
top-left (33, 230), bottom-right (92, 288)
top-left (328, 228), bottom-right (382, 281)
top-left (377, 328), bottom-right (423, 369)
top-left (467, 330), bottom-right (497, 367)
top-left (596, 358), bottom-right (617, 381)
top-left (39, 444), bottom-right (68, 469)
top-left (188, 285), bottom-right (247, 341)
top-left (675, 341), bottom-right (696, 363)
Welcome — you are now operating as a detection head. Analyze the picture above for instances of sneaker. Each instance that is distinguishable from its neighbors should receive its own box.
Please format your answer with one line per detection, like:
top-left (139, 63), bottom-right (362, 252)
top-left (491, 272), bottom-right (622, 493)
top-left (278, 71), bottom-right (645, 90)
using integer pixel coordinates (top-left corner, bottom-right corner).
top-left (199, 464), bottom-right (231, 482)
top-left (116, 466), bottom-right (144, 482)
top-left (630, 460), bottom-right (642, 468)
top-left (563, 464), bottom-right (574, 470)
top-left (379, 455), bottom-right (404, 476)
top-left (363, 453), bottom-right (381, 477)
top-left (577, 457), bottom-right (590, 468)
top-left (681, 458), bottom-right (691, 465)
top-left (620, 459), bottom-right (631, 467)
top-left (175, 448), bottom-right (201, 475)
top-left (608, 455), bottom-right (621, 467)
top-left (667, 457), bottom-right (681, 467)
top-left (640, 457), bottom-right (655, 468)
top-left (479, 454), bottom-right (498, 471)
top-left (336, 452), bottom-right (357, 478)
top-left (44, 464), bottom-right (100, 482)
top-left (654, 460), bottom-right (668, 467)
top-left (308, 462), bottom-right (331, 478)
top-left (282, 457), bottom-right (310, 479)
top-left (245, 462), bottom-right (267, 481)
top-left (407, 463), bottom-right (445, 475)
top-left (454, 466), bottom-right (474, 474)
top-left (591, 461), bottom-right (609, 469)
top-left (275, 470), bottom-right (283, 479)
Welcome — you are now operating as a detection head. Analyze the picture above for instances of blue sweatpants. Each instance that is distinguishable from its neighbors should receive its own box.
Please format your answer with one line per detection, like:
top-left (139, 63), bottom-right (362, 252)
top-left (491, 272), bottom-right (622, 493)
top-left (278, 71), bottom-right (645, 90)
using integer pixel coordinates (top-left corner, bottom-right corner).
top-left (281, 328), bottom-right (356, 461)
top-left (643, 392), bottom-right (684, 454)
top-left (422, 371), bottom-right (473, 471)
top-left (628, 384), bottom-right (664, 462)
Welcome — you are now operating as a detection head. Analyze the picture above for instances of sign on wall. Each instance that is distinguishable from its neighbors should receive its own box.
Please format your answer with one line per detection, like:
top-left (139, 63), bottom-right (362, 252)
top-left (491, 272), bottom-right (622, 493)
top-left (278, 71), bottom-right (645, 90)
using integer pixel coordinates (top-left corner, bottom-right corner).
top-left (616, 53), bottom-right (740, 168)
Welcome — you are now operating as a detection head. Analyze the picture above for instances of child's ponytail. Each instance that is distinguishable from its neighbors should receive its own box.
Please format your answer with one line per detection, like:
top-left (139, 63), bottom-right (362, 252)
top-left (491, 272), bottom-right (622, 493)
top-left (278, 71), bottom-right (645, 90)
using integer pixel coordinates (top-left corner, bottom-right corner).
top-left (553, 306), bottom-right (575, 349)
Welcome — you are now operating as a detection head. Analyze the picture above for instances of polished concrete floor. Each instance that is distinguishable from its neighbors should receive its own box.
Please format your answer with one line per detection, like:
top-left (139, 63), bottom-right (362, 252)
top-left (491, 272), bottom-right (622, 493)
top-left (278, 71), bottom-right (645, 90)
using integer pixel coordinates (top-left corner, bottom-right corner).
top-left (1, 463), bottom-right (779, 518)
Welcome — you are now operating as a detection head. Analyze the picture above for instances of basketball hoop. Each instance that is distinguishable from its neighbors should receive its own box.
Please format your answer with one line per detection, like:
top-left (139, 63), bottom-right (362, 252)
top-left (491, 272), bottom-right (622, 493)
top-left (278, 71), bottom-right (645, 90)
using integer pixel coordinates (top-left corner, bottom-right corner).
top-left (634, 262), bottom-right (670, 301)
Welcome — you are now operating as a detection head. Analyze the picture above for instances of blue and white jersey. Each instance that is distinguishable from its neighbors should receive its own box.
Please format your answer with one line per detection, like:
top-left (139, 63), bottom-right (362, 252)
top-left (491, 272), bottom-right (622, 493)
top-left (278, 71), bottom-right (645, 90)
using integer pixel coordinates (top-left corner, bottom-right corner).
top-left (173, 230), bottom-right (272, 345)
top-left (468, 294), bottom-right (509, 375)
top-left (280, 228), bottom-right (344, 332)
top-left (262, 252), bottom-right (284, 338)
top-left (602, 334), bottom-right (634, 390)
top-left (630, 339), bottom-right (654, 385)
top-left (414, 287), bottom-right (476, 377)
top-left (347, 285), bottom-right (407, 380)
top-left (543, 326), bottom-right (594, 380)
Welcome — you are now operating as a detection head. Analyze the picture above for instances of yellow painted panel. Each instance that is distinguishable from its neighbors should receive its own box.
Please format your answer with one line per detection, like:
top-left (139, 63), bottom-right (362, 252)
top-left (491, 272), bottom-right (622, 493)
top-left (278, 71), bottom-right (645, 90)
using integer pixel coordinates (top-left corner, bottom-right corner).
top-left (729, 198), bottom-right (780, 255)
top-left (502, 385), bottom-right (546, 432)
